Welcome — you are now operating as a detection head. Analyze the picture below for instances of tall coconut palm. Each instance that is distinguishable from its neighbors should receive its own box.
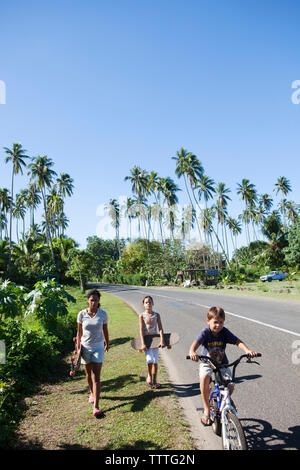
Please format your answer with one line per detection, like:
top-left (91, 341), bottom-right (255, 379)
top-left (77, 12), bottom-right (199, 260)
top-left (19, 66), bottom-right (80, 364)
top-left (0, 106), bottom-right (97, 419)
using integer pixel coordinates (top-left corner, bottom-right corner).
top-left (285, 201), bottom-right (299, 225)
top-left (47, 188), bottom-right (64, 238)
top-left (173, 148), bottom-right (204, 244)
top-left (0, 188), bottom-right (12, 239)
top-left (259, 193), bottom-right (273, 214)
top-left (124, 197), bottom-right (136, 242)
top-left (28, 155), bottom-right (57, 264)
top-left (159, 177), bottom-right (180, 241)
top-left (274, 177), bottom-right (292, 228)
top-left (26, 182), bottom-right (41, 228)
top-left (237, 179), bottom-right (257, 244)
top-left (56, 173), bottom-right (74, 198)
top-left (106, 199), bottom-right (121, 257)
top-left (3, 143), bottom-right (30, 274)
top-left (125, 166), bottom-right (149, 201)
top-left (226, 217), bottom-right (242, 254)
top-left (13, 192), bottom-right (27, 241)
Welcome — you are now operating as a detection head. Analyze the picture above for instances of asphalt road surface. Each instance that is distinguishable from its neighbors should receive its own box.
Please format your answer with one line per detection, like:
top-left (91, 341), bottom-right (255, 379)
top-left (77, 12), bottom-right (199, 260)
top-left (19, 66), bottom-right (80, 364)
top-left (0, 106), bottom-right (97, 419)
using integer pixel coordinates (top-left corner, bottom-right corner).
top-left (92, 283), bottom-right (300, 450)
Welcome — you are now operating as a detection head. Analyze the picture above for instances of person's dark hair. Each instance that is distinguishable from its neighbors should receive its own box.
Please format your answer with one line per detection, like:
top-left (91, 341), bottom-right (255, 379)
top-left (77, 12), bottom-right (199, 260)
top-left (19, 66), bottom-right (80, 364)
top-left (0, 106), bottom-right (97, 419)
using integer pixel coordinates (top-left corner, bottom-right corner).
top-left (87, 289), bottom-right (101, 300)
top-left (142, 295), bottom-right (154, 305)
top-left (207, 306), bottom-right (225, 320)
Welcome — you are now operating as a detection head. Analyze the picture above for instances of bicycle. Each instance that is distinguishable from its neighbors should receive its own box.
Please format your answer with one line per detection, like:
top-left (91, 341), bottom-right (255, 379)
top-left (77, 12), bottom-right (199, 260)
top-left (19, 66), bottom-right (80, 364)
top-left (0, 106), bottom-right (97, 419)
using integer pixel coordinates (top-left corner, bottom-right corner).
top-left (186, 353), bottom-right (262, 450)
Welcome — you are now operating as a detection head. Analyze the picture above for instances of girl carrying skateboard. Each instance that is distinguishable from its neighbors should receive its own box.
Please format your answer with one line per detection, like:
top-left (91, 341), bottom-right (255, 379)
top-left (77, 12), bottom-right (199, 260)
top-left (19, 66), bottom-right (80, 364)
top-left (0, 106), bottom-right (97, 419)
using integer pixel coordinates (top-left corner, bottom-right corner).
top-left (139, 295), bottom-right (165, 389)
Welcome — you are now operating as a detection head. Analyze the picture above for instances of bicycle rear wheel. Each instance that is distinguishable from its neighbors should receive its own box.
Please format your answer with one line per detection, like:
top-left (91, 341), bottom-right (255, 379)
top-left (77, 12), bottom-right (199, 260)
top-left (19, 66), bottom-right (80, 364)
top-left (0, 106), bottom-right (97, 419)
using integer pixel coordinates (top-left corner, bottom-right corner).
top-left (222, 412), bottom-right (247, 450)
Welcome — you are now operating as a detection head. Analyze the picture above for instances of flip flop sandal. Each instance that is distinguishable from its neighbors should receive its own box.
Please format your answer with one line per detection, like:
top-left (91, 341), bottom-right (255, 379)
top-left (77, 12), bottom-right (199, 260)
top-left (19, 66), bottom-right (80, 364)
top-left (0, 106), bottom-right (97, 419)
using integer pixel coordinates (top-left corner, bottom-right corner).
top-left (93, 408), bottom-right (103, 417)
top-left (153, 383), bottom-right (161, 389)
top-left (201, 414), bottom-right (211, 426)
top-left (146, 378), bottom-right (153, 388)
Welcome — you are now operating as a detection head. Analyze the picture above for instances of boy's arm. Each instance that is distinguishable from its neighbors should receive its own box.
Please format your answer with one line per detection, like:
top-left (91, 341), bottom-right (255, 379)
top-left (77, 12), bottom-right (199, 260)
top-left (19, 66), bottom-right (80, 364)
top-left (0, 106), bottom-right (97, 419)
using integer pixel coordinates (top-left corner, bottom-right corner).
top-left (236, 340), bottom-right (259, 357)
top-left (189, 340), bottom-right (200, 361)
top-left (139, 314), bottom-right (147, 350)
top-left (157, 313), bottom-right (166, 347)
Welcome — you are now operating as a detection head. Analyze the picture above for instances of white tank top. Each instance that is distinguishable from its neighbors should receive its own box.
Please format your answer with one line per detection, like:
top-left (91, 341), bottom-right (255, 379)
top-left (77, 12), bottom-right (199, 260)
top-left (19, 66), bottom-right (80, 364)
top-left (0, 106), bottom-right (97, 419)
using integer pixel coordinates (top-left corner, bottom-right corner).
top-left (142, 311), bottom-right (158, 335)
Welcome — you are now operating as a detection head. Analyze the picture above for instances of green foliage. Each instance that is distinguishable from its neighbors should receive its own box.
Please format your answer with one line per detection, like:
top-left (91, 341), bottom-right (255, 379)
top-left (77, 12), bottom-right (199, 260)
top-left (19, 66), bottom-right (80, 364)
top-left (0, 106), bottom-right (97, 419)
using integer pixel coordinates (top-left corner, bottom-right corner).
top-left (283, 222), bottom-right (300, 267)
top-left (0, 280), bottom-right (28, 320)
top-left (66, 248), bottom-right (94, 292)
top-left (24, 279), bottom-right (76, 332)
top-left (86, 236), bottom-right (123, 279)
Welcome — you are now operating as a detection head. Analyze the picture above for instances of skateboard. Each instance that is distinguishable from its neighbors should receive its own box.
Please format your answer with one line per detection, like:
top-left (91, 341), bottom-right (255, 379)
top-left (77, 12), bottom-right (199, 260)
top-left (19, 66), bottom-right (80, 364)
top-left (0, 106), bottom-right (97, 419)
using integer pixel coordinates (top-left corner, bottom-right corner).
top-left (70, 337), bottom-right (83, 377)
top-left (131, 332), bottom-right (180, 353)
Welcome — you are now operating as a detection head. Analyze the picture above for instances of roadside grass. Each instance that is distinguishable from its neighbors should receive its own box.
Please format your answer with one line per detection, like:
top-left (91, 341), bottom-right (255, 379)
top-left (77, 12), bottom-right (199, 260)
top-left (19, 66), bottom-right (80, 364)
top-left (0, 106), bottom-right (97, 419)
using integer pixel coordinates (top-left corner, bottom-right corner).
top-left (12, 288), bottom-right (195, 450)
top-left (153, 278), bottom-right (300, 302)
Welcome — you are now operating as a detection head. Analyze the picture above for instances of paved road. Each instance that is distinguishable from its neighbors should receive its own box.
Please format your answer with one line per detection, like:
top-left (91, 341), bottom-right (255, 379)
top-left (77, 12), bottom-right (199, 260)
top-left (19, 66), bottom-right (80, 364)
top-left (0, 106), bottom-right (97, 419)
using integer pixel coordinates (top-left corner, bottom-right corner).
top-left (92, 283), bottom-right (300, 450)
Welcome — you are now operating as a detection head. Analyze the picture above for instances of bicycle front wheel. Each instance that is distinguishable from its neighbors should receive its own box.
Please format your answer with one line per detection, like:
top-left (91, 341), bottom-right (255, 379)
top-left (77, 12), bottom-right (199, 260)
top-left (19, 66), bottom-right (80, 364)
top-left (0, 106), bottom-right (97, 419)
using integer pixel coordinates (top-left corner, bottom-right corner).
top-left (222, 412), bottom-right (247, 450)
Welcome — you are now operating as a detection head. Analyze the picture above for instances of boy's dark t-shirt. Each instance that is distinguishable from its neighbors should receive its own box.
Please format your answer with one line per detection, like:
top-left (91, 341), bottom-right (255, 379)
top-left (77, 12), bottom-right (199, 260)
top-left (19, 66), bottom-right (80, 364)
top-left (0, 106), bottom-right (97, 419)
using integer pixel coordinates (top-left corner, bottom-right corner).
top-left (196, 327), bottom-right (239, 364)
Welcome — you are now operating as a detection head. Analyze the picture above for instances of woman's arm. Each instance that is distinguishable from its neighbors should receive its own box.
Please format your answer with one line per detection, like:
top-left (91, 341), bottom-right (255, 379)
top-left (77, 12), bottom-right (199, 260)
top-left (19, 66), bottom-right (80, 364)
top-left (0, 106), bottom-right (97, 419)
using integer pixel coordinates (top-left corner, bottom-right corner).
top-left (103, 323), bottom-right (109, 352)
top-left (77, 323), bottom-right (83, 353)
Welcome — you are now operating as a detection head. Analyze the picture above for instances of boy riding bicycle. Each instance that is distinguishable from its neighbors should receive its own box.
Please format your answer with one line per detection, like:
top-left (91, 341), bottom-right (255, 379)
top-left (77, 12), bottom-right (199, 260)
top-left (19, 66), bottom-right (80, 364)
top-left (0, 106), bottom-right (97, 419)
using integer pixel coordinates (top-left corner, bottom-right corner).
top-left (189, 306), bottom-right (260, 426)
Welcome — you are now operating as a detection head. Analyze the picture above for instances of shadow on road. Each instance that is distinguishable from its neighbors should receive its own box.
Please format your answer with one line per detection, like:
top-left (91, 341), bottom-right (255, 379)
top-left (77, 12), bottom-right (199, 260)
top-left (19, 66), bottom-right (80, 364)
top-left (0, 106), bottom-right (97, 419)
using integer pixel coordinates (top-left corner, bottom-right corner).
top-left (242, 418), bottom-right (300, 450)
top-left (86, 282), bottom-right (140, 293)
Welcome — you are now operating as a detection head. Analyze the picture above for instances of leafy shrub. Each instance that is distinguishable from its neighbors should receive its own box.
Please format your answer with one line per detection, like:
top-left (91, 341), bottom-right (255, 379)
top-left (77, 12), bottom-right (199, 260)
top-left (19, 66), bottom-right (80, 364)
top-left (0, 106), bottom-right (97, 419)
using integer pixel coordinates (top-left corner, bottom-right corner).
top-left (0, 280), bottom-right (28, 320)
top-left (25, 279), bottom-right (76, 333)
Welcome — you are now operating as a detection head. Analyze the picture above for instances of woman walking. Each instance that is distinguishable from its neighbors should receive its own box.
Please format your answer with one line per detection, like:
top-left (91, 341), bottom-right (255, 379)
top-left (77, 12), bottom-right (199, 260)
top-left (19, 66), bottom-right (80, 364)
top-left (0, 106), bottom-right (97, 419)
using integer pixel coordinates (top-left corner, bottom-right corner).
top-left (76, 289), bottom-right (109, 417)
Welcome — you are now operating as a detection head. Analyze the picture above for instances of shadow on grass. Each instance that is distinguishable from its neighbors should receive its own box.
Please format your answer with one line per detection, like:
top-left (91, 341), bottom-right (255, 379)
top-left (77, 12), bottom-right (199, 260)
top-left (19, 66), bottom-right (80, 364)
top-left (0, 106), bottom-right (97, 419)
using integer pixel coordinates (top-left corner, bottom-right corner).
top-left (110, 336), bottom-right (133, 348)
top-left (103, 439), bottom-right (163, 450)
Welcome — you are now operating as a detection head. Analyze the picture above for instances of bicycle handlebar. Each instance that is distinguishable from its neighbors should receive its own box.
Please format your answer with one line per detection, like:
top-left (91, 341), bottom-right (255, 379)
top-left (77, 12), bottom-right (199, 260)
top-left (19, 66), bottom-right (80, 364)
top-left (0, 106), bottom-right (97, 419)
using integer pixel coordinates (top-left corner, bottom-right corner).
top-left (186, 353), bottom-right (262, 383)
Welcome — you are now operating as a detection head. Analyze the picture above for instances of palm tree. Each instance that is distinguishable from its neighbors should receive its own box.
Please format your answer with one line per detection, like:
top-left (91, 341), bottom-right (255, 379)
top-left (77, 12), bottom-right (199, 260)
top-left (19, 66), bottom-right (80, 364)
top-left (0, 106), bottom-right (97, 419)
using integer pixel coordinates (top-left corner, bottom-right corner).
top-left (3, 143), bottom-right (30, 274)
top-left (106, 199), bottom-right (121, 257)
top-left (56, 173), bottom-right (74, 198)
top-left (26, 182), bottom-right (41, 228)
top-left (226, 217), bottom-right (242, 254)
top-left (197, 175), bottom-right (216, 208)
top-left (124, 197), bottom-right (136, 242)
top-left (274, 176), bottom-right (292, 228)
top-left (28, 155), bottom-right (57, 264)
top-left (259, 194), bottom-right (273, 214)
top-left (125, 166), bottom-right (149, 201)
top-left (237, 179), bottom-right (257, 244)
top-left (13, 192), bottom-right (27, 241)
top-left (159, 177), bottom-right (180, 241)
top-left (47, 188), bottom-right (64, 238)
top-left (173, 148), bottom-right (204, 244)
top-left (285, 201), bottom-right (299, 225)
top-left (0, 188), bottom-right (12, 239)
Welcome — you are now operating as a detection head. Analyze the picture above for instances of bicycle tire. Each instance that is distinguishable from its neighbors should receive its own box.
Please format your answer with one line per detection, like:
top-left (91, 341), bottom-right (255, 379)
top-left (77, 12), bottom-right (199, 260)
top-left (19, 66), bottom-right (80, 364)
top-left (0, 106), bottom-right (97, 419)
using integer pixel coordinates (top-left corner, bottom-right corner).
top-left (222, 412), bottom-right (247, 450)
top-left (209, 397), bottom-right (221, 436)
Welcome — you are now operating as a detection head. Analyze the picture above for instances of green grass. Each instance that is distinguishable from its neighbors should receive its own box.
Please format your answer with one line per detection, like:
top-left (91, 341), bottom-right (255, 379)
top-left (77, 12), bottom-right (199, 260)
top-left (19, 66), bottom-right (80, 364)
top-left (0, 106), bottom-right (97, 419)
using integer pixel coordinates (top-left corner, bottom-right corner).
top-left (155, 278), bottom-right (300, 302)
top-left (12, 287), bottom-right (195, 450)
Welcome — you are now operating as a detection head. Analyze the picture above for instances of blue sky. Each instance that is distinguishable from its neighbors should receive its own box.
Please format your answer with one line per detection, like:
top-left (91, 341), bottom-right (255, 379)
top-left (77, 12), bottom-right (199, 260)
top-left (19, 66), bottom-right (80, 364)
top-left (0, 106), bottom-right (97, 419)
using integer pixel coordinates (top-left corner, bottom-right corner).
top-left (0, 0), bottom-right (299, 249)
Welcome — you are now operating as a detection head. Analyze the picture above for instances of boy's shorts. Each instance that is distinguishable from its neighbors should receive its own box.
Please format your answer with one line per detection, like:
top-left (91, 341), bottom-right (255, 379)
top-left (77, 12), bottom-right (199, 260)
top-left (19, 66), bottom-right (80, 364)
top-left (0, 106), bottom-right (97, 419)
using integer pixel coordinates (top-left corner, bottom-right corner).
top-left (81, 345), bottom-right (104, 364)
top-left (199, 362), bottom-right (233, 384)
top-left (145, 347), bottom-right (159, 364)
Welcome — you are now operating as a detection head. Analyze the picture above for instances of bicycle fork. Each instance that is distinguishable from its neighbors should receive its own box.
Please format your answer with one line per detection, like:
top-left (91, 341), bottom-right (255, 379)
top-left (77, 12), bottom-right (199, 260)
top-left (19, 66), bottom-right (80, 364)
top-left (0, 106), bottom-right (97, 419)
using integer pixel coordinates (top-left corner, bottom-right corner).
top-left (220, 389), bottom-right (238, 449)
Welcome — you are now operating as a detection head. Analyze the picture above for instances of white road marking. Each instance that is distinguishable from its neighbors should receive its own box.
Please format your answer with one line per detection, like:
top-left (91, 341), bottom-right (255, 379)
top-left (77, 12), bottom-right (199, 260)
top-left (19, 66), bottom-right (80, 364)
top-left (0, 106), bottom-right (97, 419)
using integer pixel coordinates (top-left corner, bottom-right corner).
top-left (146, 291), bottom-right (300, 338)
